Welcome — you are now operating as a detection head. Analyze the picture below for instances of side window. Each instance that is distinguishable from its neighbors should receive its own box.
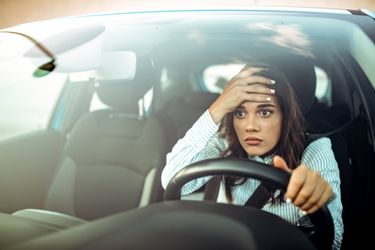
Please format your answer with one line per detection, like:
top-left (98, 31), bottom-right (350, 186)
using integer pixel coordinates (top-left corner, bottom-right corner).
top-left (202, 64), bottom-right (245, 93)
top-left (0, 65), bottom-right (65, 141)
top-left (90, 91), bottom-right (109, 112)
top-left (314, 66), bottom-right (332, 106)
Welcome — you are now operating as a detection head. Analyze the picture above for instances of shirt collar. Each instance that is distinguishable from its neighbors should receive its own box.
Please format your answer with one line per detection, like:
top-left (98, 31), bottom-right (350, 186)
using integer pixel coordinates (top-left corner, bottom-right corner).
top-left (247, 154), bottom-right (274, 165)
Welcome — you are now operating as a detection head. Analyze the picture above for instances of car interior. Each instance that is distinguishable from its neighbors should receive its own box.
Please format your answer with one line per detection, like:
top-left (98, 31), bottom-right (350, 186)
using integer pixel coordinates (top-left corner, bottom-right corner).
top-left (0, 10), bottom-right (374, 250)
top-left (9, 54), bottom-right (169, 224)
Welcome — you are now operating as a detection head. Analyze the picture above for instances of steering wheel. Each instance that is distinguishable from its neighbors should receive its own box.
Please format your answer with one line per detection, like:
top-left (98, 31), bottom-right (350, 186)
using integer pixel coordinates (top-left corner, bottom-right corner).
top-left (164, 157), bottom-right (334, 250)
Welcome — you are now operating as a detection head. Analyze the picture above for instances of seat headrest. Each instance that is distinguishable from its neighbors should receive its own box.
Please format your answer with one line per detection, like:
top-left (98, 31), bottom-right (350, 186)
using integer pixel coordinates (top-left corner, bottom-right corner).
top-left (277, 57), bottom-right (316, 115)
top-left (181, 92), bottom-right (219, 109)
top-left (95, 53), bottom-right (155, 112)
top-left (251, 56), bottom-right (316, 115)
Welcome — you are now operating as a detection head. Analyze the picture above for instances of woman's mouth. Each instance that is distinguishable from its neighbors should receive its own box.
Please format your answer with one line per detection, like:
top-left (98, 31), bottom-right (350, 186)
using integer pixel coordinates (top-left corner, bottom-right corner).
top-left (245, 137), bottom-right (263, 146)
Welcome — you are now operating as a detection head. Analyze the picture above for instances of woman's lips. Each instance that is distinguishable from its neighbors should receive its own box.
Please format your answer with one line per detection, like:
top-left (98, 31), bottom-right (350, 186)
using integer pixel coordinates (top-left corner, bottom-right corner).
top-left (245, 137), bottom-right (263, 146)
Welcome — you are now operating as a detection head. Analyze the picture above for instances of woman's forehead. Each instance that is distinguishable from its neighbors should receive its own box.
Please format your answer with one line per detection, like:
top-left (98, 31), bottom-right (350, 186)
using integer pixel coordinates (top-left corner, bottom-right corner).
top-left (239, 97), bottom-right (280, 109)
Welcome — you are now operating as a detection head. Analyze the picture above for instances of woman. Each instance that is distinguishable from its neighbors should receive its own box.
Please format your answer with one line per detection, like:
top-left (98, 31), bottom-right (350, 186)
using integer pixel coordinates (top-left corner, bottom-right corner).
top-left (161, 66), bottom-right (343, 249)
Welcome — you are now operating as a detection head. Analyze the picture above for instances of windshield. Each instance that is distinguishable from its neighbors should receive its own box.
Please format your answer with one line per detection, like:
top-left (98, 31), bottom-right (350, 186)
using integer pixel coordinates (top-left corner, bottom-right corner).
top-left (0, 33), bottom-right (66, 140)
top-left (0, 10), bottom-right (374, 141)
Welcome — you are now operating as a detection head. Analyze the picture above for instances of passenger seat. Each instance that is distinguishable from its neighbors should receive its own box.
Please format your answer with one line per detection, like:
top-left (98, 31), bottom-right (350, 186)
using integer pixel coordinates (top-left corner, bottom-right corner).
top-left (14, 55), bottom-right (168, 223)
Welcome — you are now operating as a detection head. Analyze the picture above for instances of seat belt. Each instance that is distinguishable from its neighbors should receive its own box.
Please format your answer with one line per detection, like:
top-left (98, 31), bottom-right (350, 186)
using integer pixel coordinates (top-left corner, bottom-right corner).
top-left (245, 183), bottom-right (275, 208)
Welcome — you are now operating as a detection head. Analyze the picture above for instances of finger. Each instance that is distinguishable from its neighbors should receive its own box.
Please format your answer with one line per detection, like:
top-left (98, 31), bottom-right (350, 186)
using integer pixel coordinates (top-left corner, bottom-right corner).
top-left (293, 170), bottom-right (320, 207)
top-left (241, 93), bottom-right (274, 103)
top-left (239, 75), bottom-right (275, 85)
top-left (299, 176), bottom-right (325, 211)
top-left (226, 83), bottom-right (273, 100)
top-left (306, 186), bottom-right (333, 214)
top-left (243, 84), bottom-right (275, 95)
top-left (273, 155), bottom-right (292, 174)
top-left (226, 76), bottom-right (274, 91)
top-left (237, 67), bottom-right (267, 77)
top-left (285, 165), bottom-right (308, 202)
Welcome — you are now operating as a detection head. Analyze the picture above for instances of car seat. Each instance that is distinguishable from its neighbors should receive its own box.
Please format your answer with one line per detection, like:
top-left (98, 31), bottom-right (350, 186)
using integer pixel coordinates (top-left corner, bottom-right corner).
top-left (13, 54), bottom-right (168, 226)
top-left (161, 91), bottom-right (219, 146)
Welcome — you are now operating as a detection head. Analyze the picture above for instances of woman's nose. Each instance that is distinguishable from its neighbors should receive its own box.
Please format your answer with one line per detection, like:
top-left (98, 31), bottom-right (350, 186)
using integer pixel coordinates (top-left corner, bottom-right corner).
top-left (245, 115), bottom-right (260, 132)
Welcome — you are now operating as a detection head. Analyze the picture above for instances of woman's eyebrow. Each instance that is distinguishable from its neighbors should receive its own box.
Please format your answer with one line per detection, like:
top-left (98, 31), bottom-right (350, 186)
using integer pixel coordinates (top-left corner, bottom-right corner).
top-left (257, 104), bottom-right (276, 108)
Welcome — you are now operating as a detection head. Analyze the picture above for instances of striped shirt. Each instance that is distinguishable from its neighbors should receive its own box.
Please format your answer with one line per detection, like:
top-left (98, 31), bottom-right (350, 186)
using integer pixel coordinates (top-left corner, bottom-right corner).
top-left (161, 110), bottom-right (343, 249)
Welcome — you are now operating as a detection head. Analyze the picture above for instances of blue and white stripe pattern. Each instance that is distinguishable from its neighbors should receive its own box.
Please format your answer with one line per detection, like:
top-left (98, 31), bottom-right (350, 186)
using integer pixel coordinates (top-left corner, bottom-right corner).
top-left (161, 110), bottom-right (343, 249)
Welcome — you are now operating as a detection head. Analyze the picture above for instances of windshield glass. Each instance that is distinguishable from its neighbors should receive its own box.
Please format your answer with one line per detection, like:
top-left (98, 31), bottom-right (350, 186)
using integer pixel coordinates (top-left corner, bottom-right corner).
top-left (0, 10), bottom-right (374, 142)
top-left (0, 33), bottom-right (66, 140)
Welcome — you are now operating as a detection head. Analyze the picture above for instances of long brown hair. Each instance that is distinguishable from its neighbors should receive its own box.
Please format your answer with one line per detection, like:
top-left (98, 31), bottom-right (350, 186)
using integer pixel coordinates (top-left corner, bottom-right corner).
top-left (220, 67), bottom-right (307, 202)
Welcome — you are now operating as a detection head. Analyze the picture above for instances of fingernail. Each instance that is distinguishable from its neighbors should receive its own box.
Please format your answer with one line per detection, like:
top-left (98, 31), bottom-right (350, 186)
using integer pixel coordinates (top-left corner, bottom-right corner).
top-left (270, 89), bottom-right (275, 94)
top-left (300, 210), bottom-right (307, 216)
top-left (286, 198), bottom-right (291, 203)
top-left (266, 97), bottom-right (272, 101)
top-left (270, 80), bottom-right (276, 84)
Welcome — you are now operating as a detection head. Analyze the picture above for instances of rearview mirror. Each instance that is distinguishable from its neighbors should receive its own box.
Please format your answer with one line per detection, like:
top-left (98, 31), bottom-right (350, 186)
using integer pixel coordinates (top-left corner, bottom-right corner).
top-left (95, 51), bottom-right (137, 81)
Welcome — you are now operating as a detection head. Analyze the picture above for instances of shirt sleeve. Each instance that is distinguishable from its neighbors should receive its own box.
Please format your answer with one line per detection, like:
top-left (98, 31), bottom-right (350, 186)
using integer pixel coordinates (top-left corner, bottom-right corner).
top-left (161, 110), bottom-right (227, 195)
top-left (301, 137), bottom-right (344, 250)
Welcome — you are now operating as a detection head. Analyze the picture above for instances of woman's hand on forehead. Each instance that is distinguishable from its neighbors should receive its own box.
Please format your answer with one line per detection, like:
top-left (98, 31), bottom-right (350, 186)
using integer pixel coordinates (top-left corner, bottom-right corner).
top-left (208, 66), bottom-right (276, 123)
top-left (236, 66), bottom-right (267, 78)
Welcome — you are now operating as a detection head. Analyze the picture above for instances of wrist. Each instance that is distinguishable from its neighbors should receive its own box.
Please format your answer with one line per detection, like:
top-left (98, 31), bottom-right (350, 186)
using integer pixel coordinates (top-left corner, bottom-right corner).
top-left (208, 106), bottom-right (224, 124)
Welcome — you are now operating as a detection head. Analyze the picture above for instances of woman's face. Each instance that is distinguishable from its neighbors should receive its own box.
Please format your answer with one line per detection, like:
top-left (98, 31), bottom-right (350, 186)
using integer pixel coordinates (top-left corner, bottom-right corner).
top-left (233, 97), bottom-right (282, 156)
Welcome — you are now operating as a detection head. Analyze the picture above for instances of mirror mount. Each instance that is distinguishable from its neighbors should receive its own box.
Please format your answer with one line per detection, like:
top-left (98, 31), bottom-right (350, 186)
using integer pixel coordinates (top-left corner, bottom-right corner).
top-left (0, 30), bottom-right (56, 77)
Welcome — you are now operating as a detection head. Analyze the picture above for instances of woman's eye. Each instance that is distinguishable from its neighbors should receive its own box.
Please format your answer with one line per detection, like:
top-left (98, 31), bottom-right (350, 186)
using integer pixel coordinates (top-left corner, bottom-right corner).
top-left (235, 110), bottom-right (246, 118)
top-left (258, 110), bottom-right (273, 117)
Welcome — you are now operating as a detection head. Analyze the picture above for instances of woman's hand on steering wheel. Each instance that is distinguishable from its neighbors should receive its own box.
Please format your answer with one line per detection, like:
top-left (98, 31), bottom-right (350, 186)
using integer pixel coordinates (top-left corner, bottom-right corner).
top-left (273, 155), bottom-right (334, 214)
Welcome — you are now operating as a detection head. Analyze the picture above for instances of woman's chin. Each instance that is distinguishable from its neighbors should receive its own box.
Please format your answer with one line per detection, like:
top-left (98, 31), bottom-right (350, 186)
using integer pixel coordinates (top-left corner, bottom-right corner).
top-left (245, 149), bottom-right (267, 157)
top-left (245, 147), bottom-right (274, 157)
